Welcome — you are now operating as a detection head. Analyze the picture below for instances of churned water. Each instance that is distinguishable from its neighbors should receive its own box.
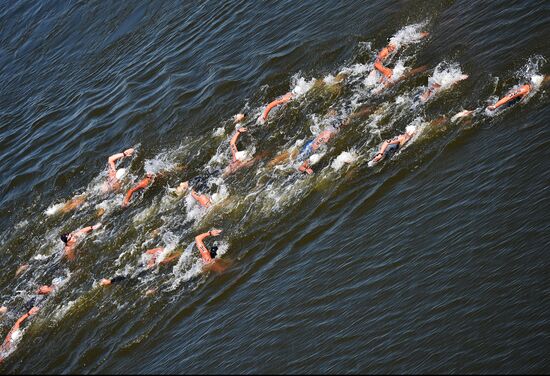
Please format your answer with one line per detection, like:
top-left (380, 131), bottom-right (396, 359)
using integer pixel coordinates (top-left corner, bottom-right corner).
top-left (0, 0), bottom-right (549, 373)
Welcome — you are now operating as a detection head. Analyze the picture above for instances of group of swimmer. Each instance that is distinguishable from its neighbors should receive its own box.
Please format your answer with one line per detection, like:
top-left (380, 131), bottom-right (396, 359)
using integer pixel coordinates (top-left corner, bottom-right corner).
top-left (1, 24), bottom-right (547, 365)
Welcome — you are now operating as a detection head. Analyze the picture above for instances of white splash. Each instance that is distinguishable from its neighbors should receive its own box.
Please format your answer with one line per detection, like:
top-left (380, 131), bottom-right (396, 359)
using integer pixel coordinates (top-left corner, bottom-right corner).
top-left (213, 127), bottom-right (225, 137)
top-left (391, 61), bottom-right (407, 81)
top-left (331, 151), bottom-right (357, 171)
top-left (235, 150), bottom-right (251, 161)
top-left (340, 63), bottom-right (371, 77)
top-left (309, 153), bottom-right (324, 165)
top-left (323, 74), bottom-right (336, 85)
top-left (144, 157), bottom-right (175, 175)
top-left (429, 62), bottom-right (468, 90)
top-left (45, 203), bottom-right (65, 216)
top-left (389, 22), bottom-right (428, 49)
top-left (290, 75), bottom-right (315, 97)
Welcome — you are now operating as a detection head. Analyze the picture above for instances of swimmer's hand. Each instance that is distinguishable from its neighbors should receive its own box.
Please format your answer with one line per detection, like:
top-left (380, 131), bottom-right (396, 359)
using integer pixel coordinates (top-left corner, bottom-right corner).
top-left (28, 307), bottom-right (39, 315)
top-left (123, 148), bottom-right (135, 157)
top-left (237, 127), bottom-right (248, 134)
top-left (210, 229), bottom-right (223, 237)
top-left (487, 105), bottom-right (496, 111)
top-left (100, 278), bottom-right (112, 286)
top-left (92, 223), bottom-right (102, 231)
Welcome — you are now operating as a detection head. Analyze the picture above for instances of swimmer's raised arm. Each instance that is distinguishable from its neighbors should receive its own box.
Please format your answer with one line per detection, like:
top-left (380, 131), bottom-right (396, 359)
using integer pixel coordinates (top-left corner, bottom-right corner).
top-left (195, 229), bottom-right (222, 263)
top-left (108, 148), bottom-right (134, 173)
top-left (230, 128), bottom-right (247, 162)
top-left (1, 307), bottom-right (39, 352)
top-left (122, 174), bottom-right (153, 207)
top-left (76, 223), bottom-right (102, 236)
top-left (261, 92), bottom-right (293, 122)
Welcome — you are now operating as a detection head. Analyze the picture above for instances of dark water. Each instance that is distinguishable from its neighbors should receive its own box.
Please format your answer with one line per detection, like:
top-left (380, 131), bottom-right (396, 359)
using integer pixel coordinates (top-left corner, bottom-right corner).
top-left (1, 0), bottom-right (549, 373)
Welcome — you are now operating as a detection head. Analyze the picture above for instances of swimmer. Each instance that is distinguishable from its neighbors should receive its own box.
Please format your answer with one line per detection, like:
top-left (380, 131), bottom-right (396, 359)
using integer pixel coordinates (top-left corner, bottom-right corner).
top-left (144, 247), bottom-right (182, 269)
top-left (451, 109), bottom-right (475, 123)
top-left (269, 107), bottom-right (376, 173)
top-left (223, 127), bottom-right (259, 177)
top-left (59, 194), bottom-right (88, 214)
top-left (15, 264), bottom-right (29, 278)
top-left (122, 173), bottom-right (154, 207)
top-left (0, 280), bottom-right (57, 363)
top-left (100, 275), bottom-right (159, 297)
top-left (368, 125), bottom-right (417, 166)
top-left (0, 306), bottom-right (39, 363)
top-left (370, 31), bottom-right (429, 84)
top-left (60, 223), bottom-right (102, 260)
top-left (487, 83), bottom-right (532, 111)
top-left (297, 128), bottom-right (340, 174)
top-left (36, 284), bottom-right (56, 295)
top-left (195, 229), bottom-right (222, 264)
top-left (259, 92), bottom-right (293, 123)
top-left (173, 179), bottom-right (212, 208)
top-left (419, 73), bottom-right (469, 103)
top-left (234, 113), bottom-right (247, 124)
top-left (103, 148), bottom-right (135, 193)
top-left (100, 275), bottom-right (128, 286)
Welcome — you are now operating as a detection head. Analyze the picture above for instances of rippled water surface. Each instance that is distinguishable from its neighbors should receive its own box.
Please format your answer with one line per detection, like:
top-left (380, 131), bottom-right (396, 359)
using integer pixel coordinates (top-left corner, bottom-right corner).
top-left (1, 0), bottom-right (549, 373)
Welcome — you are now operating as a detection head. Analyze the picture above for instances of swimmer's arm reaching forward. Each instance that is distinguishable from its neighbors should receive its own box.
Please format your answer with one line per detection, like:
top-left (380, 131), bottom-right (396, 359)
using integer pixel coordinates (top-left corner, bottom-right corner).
top-left (122, 174), bottom-right (153, 207)
top-left (487, 84), bottom-right (531, 110)
top-left (195, 229), bottom-right (222, 263)
top-left (371, 139), bottom-right (395, 164)
top-left (108, 148), bottom-right (134, 175)
top-left (75, 223), bottom-right (102, 237)
top-left (1, 307), bottom-right (39, 354)
top-left (230, 127), bottom-right (247, 162)
top-left (261, 92), bottom-right (293, 122)
top-left (374, 60), bottom-right (393, 80)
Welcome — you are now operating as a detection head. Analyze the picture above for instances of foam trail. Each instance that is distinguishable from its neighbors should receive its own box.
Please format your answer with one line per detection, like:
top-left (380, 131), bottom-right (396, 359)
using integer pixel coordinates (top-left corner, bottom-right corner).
top-left (389, 21), bottom-right (429, 49)
top-left (45, 203), bottom-right (65, 216)
top-left (331, 151), bottom-right (357, 171)
top-left (290, 74), bottom-right (315, 97)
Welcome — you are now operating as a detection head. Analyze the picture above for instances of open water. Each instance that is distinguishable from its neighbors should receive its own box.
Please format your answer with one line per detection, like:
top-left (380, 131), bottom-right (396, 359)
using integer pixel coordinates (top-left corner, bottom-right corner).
top-left (0, 0), bottom-right (549, 373)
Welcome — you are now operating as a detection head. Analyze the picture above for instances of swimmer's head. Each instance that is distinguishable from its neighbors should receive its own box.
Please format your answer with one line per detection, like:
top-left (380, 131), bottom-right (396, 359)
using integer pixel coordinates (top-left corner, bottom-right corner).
top-left (387, 43), bottom-right (397, 52)
top-left (115, 168), bottom-right (127, 180)
top-left (60, 233), bottom-right (70, 244)
top-left (234, 113), bottom-right (247, 123)
top-left (210, 246), bottom-right (218, 258)
top-left (405, 125), bottom-right (417, 136)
